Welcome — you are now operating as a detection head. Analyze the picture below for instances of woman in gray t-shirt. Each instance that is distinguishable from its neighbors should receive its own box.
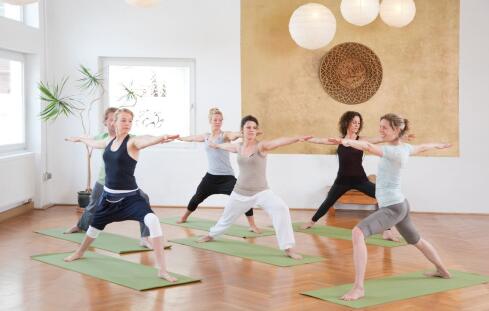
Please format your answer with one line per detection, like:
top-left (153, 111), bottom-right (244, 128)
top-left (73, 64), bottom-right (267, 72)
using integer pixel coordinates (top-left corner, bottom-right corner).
top-left (178, 108), bottom-right (261, 233)
top-left (199, 115), bottom-right (312, 260)
top-left (330, 113), bottom-right (451, 301)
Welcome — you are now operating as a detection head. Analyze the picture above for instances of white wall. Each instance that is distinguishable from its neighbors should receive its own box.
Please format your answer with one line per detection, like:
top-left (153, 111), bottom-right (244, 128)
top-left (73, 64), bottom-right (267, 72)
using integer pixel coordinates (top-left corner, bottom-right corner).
top-left (45, 0), bottom-right (489, 214)
top-left (0, 2), bottom-right (47, 211)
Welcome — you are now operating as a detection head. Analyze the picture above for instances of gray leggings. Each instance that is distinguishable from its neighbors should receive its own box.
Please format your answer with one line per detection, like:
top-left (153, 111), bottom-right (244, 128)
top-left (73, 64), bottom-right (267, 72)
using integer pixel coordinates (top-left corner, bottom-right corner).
top-left (77, 182), bottom-right (150, 237)
top-left (357, 200), bottom-right (420, 244)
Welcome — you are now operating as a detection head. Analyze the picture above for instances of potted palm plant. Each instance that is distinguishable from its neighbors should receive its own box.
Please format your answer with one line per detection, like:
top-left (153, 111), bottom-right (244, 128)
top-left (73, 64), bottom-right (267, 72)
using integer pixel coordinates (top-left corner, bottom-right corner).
top-left (39, 65), bottom-right (138, 208)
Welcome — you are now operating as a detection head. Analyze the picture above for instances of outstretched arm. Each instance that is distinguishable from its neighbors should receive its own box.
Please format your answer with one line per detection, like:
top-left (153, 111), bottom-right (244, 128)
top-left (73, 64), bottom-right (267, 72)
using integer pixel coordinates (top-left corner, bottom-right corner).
top-left (362, 134), bottom-right (416, 144)
top-left (208, 142), bottom-right (239, 153)
top-left (132, 134), bottom-right (180, 150)
top-left (65, 136), bottom-right (107, 149)
top-left (330, 138), bottom-right (384, 157)
top-left (223, 130), bottom-right (263, 142)
top-left (259, 136), bottom-right (312, 153)
top-left (410, 143), bottom-right (451, 155)
top-left (307, 137), bottom-right (338, 145)
top-left (178, 134), bottom-right (206, 142)
top-left (223, 131), bottom-right (242, 142)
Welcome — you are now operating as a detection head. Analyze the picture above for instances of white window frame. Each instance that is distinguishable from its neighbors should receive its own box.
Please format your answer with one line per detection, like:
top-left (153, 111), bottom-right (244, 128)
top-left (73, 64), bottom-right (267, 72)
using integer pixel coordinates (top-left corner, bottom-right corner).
top-left (0, 49), bottom-right (26, 154)
top-left (100, 57), bottom-right (196, 149)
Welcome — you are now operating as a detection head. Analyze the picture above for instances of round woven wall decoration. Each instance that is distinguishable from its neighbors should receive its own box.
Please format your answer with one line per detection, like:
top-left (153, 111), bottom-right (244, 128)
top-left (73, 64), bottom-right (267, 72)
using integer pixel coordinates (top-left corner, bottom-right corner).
top-left (319, 42), bottom-right (382, 105)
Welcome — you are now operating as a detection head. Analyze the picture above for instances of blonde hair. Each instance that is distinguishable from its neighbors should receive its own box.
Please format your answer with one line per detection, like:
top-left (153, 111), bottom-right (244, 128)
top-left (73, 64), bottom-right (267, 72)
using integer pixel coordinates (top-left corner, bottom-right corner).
top-left (114, 108), bottom-right (134, 121)
top-left (208, 107), bottom-right (223, 122)
top-left (381, 113), bottom-right (410, 138)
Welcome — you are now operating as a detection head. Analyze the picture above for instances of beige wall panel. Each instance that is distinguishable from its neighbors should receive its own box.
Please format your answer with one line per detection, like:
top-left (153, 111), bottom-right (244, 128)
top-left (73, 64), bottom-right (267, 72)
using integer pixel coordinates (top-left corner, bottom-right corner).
top-left (241, 0), bottom-right (459, 156)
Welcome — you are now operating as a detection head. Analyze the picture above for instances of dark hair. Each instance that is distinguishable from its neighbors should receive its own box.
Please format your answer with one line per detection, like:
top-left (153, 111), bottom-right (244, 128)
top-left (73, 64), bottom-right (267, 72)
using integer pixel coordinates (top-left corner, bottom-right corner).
top-left (338, 111), bottom-right (363, 137)
top-left (104, 107), bottom-right (118, 121)
top-left (240, 115), bottom-right (259, 130)
top-left (380, 113), bottom-right (410, 138)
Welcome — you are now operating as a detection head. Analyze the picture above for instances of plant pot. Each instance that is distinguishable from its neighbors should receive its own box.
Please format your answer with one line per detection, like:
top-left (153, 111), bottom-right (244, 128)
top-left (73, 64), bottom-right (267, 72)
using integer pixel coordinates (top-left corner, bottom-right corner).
top-left (77, 190), bottom-right (92, 209)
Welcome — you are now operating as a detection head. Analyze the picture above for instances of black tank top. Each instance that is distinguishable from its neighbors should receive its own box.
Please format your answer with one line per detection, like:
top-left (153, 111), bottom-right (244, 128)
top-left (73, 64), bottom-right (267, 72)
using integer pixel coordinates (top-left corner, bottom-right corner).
top-left (103, 135), bottom-right (138, 190)
top-left (335, 136), bottom-right (368, 185)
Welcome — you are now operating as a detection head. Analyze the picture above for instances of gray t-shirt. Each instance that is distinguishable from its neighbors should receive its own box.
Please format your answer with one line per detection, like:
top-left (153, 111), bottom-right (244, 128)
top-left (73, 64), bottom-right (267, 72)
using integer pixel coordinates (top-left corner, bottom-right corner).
top-left (376, 143), bottom-right (413, 207)
top-left (234, 143), bottom-right (269, 196)
top-left (205, 132), bottom-right (234, 176)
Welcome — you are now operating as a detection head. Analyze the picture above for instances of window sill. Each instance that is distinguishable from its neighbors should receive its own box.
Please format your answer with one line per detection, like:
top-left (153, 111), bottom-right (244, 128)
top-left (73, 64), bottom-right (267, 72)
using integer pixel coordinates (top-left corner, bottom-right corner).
top-left (0, 150), bottom-right (34, 161)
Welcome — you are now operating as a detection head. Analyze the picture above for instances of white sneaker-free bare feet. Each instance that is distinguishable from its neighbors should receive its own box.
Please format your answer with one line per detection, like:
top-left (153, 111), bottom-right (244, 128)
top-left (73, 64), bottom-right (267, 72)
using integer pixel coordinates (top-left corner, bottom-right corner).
top-left (64, 252), bottom-right (83, 262)
top-left (198, 235), bottom-right (214, 243)
top-left (341, 286), bottom-right (365, 301)
top-left (64, 225), bottom-right (82, 234)
top-left (249, 226), bottom-right (261, 234)
top-left (382, 230), bottom-right (400, 242)
top-left (424, 269), bottom-right (451, 279)
top-left (301, 221), bottom-right (315, 229)
top-left (285, 248), bottom-right (303, 260)
top-left (158, 271), bottom-right (177, 282)
top-left (176, 218), bottom-right (187, 224)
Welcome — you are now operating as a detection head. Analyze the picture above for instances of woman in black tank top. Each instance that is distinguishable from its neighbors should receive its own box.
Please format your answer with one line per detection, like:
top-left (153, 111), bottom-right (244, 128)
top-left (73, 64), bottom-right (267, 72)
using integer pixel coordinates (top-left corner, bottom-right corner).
top-left (63, 108), bottom-right (180, 281)
top-left (302, 111), bottom-right (399, 242)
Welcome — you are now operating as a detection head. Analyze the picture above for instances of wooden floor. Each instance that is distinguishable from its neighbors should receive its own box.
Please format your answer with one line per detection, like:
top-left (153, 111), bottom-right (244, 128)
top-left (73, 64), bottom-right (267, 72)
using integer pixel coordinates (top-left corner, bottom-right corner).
top-left (1, 206), bottom-right (488, 311)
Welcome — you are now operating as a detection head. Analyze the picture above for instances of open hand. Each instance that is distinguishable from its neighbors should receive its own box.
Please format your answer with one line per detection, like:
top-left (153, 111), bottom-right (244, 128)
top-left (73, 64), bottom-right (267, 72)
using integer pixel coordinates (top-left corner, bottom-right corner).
top-left (161, 134), bottom-right (179, 143)
top-left (299, 135), bottom-right (313, 142)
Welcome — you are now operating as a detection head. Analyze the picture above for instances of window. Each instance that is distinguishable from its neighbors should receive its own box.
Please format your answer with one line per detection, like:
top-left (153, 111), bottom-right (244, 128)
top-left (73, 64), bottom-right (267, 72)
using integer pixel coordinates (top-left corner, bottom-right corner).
top-left (0, 1), bottom-right (39, 27)
top-left (0, 50), bottom-right (25, 152)
top-left (0, 2), bottom-right (22, 22)
top-left (103, 58), bottom-right (195, 140)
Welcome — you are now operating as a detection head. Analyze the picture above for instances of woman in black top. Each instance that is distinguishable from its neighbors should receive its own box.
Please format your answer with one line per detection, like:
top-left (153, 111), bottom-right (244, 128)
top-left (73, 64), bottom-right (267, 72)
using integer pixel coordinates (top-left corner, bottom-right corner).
top-left (63, 108), bottom-right (179, 281)
top-left (303, 111), bottom-right (398, 241)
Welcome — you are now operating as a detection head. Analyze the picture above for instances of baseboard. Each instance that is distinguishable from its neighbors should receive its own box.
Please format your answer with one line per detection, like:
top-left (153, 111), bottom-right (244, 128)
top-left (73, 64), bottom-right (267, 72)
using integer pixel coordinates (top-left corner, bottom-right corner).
top-left (46, 204), bottom-right (489, 216)
top-left (0, 201), bottom-right (34, 223)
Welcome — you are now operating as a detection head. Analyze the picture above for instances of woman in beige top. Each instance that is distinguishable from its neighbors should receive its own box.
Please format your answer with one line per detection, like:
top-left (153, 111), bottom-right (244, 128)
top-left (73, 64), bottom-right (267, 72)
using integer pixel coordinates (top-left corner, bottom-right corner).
top-left (199, 115), bottom-right (311, 259)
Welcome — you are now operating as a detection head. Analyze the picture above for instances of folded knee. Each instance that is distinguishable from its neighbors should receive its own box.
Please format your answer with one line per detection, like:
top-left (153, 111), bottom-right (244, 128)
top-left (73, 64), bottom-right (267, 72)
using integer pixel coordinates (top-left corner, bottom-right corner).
top-left (352, 227), bottom-right (364, 242)
top-left (86, 226), bottom-right (101, 238)
top-left (144, 213), bottom-right (162, 238)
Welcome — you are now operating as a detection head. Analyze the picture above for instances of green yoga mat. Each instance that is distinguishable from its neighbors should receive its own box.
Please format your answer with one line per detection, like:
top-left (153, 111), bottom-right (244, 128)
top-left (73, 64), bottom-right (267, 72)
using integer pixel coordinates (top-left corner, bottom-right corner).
top-left (35, 228), bottom-right (170, 254)
top-left (32, 251), bottom-right (200, 291)
top-left (302, 270), bottom-right (489, 309)
top-left (293, 223), bottom-right (406, 247)
top-left (160, 216), bottom-right (275, 238)
top-left (170, 236), bottom-right (323, 267)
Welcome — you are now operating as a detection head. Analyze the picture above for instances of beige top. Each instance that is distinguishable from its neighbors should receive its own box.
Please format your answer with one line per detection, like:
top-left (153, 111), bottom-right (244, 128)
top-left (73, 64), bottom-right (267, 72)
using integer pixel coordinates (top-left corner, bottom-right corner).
top-left (234, 143), bottom-right (269, 196)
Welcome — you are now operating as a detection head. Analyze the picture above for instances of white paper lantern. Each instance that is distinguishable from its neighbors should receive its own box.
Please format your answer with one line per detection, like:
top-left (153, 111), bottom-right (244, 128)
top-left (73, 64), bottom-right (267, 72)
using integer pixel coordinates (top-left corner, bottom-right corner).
top-left (380, 0), bottom-right (416, 28)
top-left (126, 0), bottom-right (160, 8)
top-left (341, 0), bottom-right (380, 26)
top-left (289, 3), bottom-right (336, 50)
top-left (2, 0), bottom-right (38, 5)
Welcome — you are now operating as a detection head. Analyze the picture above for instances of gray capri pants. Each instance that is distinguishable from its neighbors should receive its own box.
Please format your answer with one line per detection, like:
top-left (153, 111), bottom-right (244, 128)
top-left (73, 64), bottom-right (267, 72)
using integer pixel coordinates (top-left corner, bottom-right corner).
top-left (357, 199), bottom-right (420, 244)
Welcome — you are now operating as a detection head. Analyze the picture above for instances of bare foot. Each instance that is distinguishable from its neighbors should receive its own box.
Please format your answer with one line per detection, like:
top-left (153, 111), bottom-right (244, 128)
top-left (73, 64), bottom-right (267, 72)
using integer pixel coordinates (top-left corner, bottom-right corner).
top-left (198, 235), bottom-right (214, 243)
top-left (64, 225), bottom-right (82, 234)
top-left (176, 218), bottom-right (187, 224)
top-left (382, 230), bottom-right (400, 242)
top-left (140, 237), bottom-right (153, 249)
top-left (158, 271), bottom-right (177, 282)
top-left (424, 269), bottom-right (451, 279)
top-left (285, 248), bottom-right (303, 260)
top-left (301, 221), bottom-right (315, 230)
top-left (64, 252), bottom-right (83, 262)
top-left (341, 287), bottom-right (365, 301)
top-left (249, 226), bottom-right (261, 234)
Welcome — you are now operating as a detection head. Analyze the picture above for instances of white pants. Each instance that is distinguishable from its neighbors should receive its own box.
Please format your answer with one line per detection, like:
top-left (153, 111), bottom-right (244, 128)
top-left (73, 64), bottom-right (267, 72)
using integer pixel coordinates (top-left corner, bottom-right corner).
top-left (209, 189), bottom-right (295, 250)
